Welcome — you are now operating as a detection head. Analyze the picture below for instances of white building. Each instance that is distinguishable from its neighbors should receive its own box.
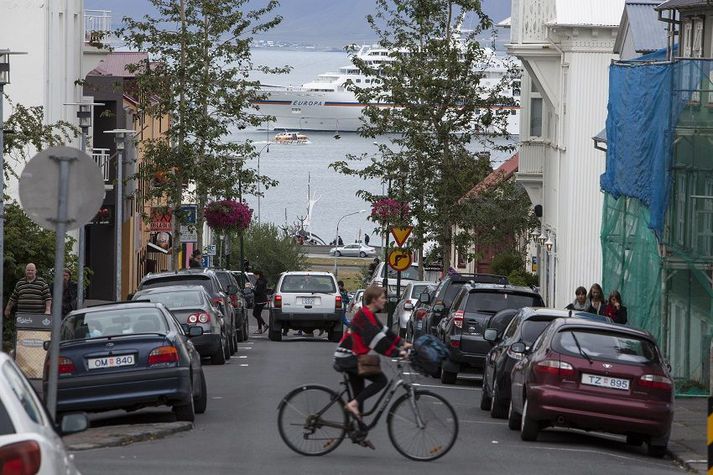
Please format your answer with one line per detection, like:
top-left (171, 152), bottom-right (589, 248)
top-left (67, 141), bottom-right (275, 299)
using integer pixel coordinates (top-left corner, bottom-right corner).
top-left (508, 0), bottom-right (625, 307)
top-left (0, 1), bottom-right (109, 197)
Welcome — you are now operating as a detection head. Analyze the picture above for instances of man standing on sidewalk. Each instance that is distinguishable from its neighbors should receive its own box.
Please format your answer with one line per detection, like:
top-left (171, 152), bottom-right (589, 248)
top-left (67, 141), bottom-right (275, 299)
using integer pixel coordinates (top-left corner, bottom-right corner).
top-left (4, 263), bottom-right (52, 316)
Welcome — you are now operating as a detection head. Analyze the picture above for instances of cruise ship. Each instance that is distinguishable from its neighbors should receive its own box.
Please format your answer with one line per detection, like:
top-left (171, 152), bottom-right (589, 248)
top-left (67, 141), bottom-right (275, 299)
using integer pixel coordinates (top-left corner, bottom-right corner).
top-left (252, 44), bottom-right (521, 135)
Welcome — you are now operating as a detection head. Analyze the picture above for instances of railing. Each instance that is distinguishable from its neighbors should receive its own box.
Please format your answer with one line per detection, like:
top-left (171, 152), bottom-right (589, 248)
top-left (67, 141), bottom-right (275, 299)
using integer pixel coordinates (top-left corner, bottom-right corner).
top-left (511, 0), bottom-right (556, 45)
top-left (92, 148), bottom-right (112, 182)
top-left (518, 141), bottom-right (546, 176)
top-left (84, 10), bottom-right (111, 44)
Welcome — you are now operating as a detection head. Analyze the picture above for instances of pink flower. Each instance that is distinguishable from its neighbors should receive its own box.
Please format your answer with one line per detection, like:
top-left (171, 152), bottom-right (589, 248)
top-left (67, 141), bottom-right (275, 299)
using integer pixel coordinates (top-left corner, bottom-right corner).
top-left (204, 200), bottom-right (253, 232)
top-left (371, 198), bottom-right (410, 224)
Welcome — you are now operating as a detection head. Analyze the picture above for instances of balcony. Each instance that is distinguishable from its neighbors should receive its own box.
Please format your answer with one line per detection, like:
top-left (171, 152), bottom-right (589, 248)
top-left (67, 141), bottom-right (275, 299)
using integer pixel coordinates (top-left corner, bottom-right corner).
top-left (84, 10), bottom-right (111, 45)
top-left (511, 0), bottom-right (556, 45)
top-left (92, 148), bottom-right (112, 187)
top-left (516, 141), bottom-right (546, 204)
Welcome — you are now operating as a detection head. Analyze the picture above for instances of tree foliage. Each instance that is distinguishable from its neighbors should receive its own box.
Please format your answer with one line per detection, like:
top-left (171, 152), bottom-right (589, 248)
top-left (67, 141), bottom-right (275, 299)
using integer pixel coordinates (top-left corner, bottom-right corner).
top-left (232, 223), bottom-right (305, 285)
top-left (330, 0), bottom-right (519, 272)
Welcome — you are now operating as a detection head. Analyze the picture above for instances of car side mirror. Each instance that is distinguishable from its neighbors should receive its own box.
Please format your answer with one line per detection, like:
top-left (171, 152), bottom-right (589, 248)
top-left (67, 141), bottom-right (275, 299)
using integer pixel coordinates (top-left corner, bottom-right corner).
top-left (188, 326), bottom-right (204, 337)
top-left (510, 342), bottom-right (527, 354)
top-left (419, 293), bottom-right (430, 304)
top-left (59, 413), bottom-right (89, 435)
top-left (227, 285), bottom-right (238, 295)
top-left (43, 341), bottom-right (50, 351)
top-left (484, 328), bottom-right (499, 343)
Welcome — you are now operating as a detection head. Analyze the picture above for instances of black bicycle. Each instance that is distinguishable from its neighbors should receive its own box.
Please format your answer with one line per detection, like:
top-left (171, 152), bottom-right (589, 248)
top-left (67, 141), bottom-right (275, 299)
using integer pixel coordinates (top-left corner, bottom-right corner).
top-left (277, 357), bottom-right (458, 461)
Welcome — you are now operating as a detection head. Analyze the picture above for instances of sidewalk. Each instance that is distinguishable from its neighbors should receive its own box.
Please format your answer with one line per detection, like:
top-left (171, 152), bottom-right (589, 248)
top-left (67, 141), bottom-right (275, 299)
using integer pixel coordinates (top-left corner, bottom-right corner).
top-left (669, 397), bottom-right (706, 473)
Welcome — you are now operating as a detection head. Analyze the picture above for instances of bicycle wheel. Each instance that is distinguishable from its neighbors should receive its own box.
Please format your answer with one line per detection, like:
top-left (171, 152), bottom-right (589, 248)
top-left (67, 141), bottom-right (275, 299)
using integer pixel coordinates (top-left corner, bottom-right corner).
top-left (387, 389), bottom-right (458, 461)
top-left (277, 385), bottom-right (348, 456)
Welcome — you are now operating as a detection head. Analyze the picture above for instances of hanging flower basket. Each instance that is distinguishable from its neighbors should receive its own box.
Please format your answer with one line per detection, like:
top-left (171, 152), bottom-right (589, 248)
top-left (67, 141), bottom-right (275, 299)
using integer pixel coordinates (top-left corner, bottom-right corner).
top-left (370, 198), bottom-right (410, 225)
top-left (204, 200), bottom-right (253, 233)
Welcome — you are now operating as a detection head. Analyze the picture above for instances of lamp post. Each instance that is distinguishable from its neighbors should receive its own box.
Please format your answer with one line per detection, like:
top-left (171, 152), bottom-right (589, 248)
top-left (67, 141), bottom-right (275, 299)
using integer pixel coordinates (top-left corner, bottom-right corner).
top-left (0, 50), bottom-right (25, 344)
top-left (333, 210), bottom-right (366, 278)
top-left (105, 129), bottom-right (135, 301)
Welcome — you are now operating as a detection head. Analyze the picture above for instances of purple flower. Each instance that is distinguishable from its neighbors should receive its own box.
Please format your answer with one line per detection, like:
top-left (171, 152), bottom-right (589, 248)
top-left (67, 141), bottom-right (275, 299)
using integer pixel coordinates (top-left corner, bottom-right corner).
top-left (371, 198), bottom-right (410, 224)
top-left (205, 200), bottom-right (253, 232)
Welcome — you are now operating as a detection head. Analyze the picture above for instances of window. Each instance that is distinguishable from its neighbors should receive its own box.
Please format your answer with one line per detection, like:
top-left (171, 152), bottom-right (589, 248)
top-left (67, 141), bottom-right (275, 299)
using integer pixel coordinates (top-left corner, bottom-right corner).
top-left (280, 275), bottom-right (336, 293)
top-left (529, 97), bottom-right (543, 137)
top-left (137, 290), bottom-right (204, 309)
top-left (3, 362), bottom-right (43, 425)
top-left (692, 17), bottom-right (705, 58)
top-left (465, 291), bottom-right (543, 314)
top-left (502, 316), bottom-right (521, 340)
top-left (451, 289), bottom-right (467, 311)
top-left (555, 330), bottom-right (659, 364)
top-left (521, 318), bottom-right (556, 346)
top-left (682, 18), bottom-right (693, 57)
top-left (61, 308), bottom-right (170, 340)
top-left (512, 80), bottom-right (521, 97)
top-left (291, 107), bottom-right (302, 114)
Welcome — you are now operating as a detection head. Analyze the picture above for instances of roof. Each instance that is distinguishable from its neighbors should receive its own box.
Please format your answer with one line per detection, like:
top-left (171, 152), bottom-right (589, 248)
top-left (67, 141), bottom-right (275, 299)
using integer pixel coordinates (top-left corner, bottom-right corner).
top-left (134, 285), bottom-right (209, 293)
top-left (614, 1), bottom-right (669, 54)
top-left (593, 127), bottom-right (607, 151)
top-left (656, 0), bottom-right (713, 10)
top-left (461, 153), bottom-right (519, 201)
top-left (80, 301), bottom-right (161, 313)
top-left (552, 317), bottom-right (655, 339)
top-left (553, 0), bottom-right (626, 26)
top-left (466, 283), bottom-right (540, 294)
top-left (88, 52), bottom-right (149, 78)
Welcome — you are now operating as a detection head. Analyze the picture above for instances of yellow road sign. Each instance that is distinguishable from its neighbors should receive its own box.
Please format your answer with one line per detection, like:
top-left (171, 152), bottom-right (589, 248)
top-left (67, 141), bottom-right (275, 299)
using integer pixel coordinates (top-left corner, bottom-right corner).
top-left (388, 249), bottom-right (412, 272)
top-left (390, 226), bottom-right (413, 247)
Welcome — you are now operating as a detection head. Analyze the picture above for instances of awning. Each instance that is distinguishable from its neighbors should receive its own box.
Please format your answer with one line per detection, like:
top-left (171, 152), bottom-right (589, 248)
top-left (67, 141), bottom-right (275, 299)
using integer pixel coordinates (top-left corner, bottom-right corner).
top-left (593, 127), bottom-right (607, 152)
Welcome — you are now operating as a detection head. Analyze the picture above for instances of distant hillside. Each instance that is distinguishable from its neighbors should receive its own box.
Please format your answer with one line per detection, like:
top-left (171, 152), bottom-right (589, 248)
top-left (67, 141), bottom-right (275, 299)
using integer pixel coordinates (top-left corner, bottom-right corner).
top-left (86, 0), bottom-right (511, 48)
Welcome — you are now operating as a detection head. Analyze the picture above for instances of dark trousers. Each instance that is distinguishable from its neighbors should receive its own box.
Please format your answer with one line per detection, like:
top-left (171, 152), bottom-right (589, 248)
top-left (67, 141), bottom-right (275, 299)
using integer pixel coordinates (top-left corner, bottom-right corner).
top-left (253, 303), bottom-right (267, 329)
top-left (347, 371), bottom-right (388, 412)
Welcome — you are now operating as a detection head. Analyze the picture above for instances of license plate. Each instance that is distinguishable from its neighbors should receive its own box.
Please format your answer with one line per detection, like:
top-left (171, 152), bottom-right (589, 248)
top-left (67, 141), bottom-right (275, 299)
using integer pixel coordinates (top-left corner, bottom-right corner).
top-left (301, 297), bottom-right (316, 305)
top-left (581, 373), bottom-right (630, 391)
top-left (88, 355), bottom-right (135, 370)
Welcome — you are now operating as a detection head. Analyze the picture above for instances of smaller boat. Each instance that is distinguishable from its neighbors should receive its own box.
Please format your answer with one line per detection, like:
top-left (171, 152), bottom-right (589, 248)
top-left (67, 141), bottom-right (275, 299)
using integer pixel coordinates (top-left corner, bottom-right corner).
top-left (274, 131), bottom-right (311, 144)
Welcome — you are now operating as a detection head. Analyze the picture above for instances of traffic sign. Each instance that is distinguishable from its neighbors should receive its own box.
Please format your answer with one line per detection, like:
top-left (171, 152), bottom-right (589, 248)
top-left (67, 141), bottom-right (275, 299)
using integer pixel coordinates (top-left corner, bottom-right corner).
top-left (390, 226), bottom-right (413, 247)
top-left (204, 244), bottom-right (217, 256)
top-left (388, 249), bottom-right (412, 272)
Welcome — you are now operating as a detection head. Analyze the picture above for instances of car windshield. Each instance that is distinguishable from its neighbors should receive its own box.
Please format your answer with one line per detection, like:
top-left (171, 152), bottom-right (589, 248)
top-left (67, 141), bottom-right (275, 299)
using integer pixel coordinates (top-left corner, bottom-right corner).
top-left (411, 285), bottom-right (429, 299)
top-left (137, 290), bottom-right (203, 309)
top-left (216, 273), bottom-right (232, 290)
top-left (465, 291), bottom-right (542, 314)
top-left (443, 282), bottom-right (467, 307)
top-left (555, 330), bottom-right (659, 364)
top-left (142, 276), bottom-right (213, 294)
top-left (381, 266), bottom-right (420, 280)
top-left (521, 318), bottom-right (556, 346)
top-left (61, 308), bottom-right (169, 340)
top-left (281, 275), bottom-right (336, 293)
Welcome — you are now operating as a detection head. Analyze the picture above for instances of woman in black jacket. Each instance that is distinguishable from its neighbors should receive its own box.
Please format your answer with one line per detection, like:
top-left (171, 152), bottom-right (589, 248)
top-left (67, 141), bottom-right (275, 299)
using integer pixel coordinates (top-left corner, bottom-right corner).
top-left (252, 271), bottom-right (268, 334)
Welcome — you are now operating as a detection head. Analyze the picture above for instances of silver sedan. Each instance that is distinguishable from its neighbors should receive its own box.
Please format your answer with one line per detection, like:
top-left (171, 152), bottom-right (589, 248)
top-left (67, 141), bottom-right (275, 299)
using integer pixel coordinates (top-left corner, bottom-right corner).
top-left (329, 243), bottom-right (377, 258)
top-left (394, 281), bottom-right (434, 337)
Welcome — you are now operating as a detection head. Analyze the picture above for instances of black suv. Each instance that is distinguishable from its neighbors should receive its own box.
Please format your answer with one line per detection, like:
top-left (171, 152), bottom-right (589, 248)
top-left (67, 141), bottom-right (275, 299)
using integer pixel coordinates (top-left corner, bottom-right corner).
top-left (137, 269), bottom-right (242, 355)
top-left (212, 269), bottom-right (248, 341)
top-left (438, 283), bottom-right (544, 384)
top-left (423, 273), bottom-right (508, 338)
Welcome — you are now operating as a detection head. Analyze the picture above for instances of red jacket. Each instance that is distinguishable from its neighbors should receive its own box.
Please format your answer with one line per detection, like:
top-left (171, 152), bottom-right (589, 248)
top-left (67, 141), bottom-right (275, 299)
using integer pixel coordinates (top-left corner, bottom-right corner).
top-left (334, 307), bottom-right (401, 362)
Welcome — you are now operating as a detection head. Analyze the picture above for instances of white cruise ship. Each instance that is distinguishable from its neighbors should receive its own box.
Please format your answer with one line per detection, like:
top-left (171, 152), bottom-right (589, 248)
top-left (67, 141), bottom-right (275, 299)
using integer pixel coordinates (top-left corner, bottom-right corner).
top-left (253, 44), bottom-right (521, 135)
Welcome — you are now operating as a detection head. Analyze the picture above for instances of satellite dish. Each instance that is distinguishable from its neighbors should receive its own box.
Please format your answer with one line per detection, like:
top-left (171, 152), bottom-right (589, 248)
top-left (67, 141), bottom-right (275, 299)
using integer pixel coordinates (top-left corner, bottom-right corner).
top-left (19, 146), bottom-right (105, 232)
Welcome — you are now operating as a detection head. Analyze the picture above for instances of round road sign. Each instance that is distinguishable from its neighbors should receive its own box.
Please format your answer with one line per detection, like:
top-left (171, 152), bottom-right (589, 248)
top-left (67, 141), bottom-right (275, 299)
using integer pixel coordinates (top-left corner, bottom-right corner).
top-left (388, 249), bottom-right (412, 272)
top-left (19, 146), bottom-right (105, 232)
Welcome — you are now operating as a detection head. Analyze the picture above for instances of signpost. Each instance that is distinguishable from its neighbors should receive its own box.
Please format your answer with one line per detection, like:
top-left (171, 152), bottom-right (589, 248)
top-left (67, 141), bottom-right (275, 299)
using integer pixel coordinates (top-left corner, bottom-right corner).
top-left (180, 205), bottom-right (198, 243)
top-left (386, 226), bottom-right (413, 329)
top-left (18, 146), bottom-right (104, 420)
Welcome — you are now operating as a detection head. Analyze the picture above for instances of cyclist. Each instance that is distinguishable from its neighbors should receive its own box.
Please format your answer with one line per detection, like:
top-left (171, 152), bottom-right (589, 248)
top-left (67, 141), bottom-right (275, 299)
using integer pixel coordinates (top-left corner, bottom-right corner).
top-left (333, 286), bottom-right (410, 424)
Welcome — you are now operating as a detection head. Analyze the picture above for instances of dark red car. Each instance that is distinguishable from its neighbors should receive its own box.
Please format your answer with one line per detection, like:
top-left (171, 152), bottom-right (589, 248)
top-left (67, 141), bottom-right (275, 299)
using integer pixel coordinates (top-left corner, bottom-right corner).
top-left (508, 319), bottom-right (673, 457)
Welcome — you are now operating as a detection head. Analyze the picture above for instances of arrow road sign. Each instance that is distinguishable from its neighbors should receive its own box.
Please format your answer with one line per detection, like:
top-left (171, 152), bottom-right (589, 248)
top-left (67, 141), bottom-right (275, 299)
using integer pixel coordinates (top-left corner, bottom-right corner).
top-left (390, 226), bottom-right (413, 247)
top-left (388, 249), bottom-right (412, 272)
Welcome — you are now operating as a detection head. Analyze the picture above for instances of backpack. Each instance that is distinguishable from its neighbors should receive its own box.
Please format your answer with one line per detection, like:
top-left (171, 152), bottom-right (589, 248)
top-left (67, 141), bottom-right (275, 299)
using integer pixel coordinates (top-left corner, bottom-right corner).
top-left (411, 335), bottom-right (449, 377)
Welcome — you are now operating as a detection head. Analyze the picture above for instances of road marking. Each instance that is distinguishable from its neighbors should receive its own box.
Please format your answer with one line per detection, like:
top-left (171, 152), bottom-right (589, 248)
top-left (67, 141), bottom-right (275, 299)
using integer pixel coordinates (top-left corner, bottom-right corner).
top-left (242, 347), bottom-right (252, 350)
top-left (238, 355), bottom-right (248, 359)
top-left (514, 444), bottom-right (673, 467)
top-left (240, 364), bottom-right (249, 367)
top-left (211, 397), bottom-right (223, 400)
top-left (412, 383), bottom-right (479, 391)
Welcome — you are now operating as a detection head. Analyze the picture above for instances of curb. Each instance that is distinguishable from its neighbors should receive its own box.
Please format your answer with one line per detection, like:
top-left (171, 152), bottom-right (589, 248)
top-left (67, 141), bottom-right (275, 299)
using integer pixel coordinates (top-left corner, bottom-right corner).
top-left (667, 442), bottom-right (706, 474)
top-left (65, 422), bottom-right (193, 451)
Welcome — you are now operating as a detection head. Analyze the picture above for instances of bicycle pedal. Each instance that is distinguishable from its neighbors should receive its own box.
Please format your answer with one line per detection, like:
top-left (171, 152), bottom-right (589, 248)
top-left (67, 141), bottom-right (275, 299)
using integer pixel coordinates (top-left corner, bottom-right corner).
top-left (360, 440), bottom-right (376, 450)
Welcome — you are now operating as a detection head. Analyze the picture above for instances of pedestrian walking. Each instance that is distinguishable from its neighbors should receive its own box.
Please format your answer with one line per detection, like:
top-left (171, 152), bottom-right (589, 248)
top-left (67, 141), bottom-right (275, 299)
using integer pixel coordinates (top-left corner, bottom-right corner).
top-left (587, 283), bottom-right (606, 315)
top-left (59, 268), bottom-right (78, 318)
top-left (252, 271), bottom-right (268, 334)
top-left (189, 250), bottom-right (203, 268)
top-left (364, 234), bottom-right (370, 246)
top-left (338, 280), bottom-right (351, 328)
top-left (4, 263), bottom-right (52, 317)
top-left (566, 286), bottom-right (589, 311)
top-left (603, 290), bottom-right (628, 324)
top-left (338, 236), bottom-right (344, 246)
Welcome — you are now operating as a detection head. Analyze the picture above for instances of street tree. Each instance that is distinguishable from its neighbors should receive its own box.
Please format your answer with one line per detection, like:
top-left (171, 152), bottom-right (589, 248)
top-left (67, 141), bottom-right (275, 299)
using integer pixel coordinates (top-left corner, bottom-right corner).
top-left (331, 0), bottom-right (518, 272)
top-left (120, 0), bottom-right (286, 268)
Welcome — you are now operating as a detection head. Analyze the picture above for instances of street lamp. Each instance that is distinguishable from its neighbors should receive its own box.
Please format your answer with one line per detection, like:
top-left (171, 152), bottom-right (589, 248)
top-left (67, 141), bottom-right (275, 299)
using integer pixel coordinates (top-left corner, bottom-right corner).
top-left (333, 209), bottom-right (366, 278)
top-left (0, 50), bottom-right (26, 345)
top-left (545, 236), bottom-right (554, 254)
top-left (538, 232), bottom-right (547, 246)
top-left (530, 229), bottom-right (540, 244)
top-left (105, 129), bottom-right (135, 301)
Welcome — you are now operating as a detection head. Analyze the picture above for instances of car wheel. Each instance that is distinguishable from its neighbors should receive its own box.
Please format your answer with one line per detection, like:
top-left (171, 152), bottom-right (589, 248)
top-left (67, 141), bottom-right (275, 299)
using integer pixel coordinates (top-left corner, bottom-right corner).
top-left (194, 371), bottom-right (207, 414)
top-left (440, 369), bottom-right (457, 385)
top-left (223, 332), bottom-right (231, 359)
top-left (490, 381), bottom-right (508, 419)
top-left (211, 338), bottom-right (226, 365)
top-left (269, 323), bottom-right (283, 342)
top-left (359, 252), bottom-right (366, 258)
top-left (327, 328), bottom-right (343, 343)
top-left (243, 318), bottom-right (249, 341)
top-left (647, 442), bottom-right (667, 458)
top-left (507, 401), bottom-right (521, 431)
top-left (229, 329), bottom-right (238, 355)
top-left (626, 435), bottom-right (645, 447)
top-left (173, 387), bottom-right (196, 422)
top-left (479, 380), bottom-right (492, 411)
top-left (520, 399), bottom-right (539, 441)
top-left (335, 251), bottom-right (342, 257)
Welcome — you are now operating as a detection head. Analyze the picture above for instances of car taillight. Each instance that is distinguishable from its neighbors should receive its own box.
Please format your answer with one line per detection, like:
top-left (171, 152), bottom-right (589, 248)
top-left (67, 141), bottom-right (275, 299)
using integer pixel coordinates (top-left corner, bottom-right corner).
top-left (449, 339), bottom-right (460, 348)
top-left (535, 360), bottom-right (575, 378)
top-left (58, 356), bottom-right (75, 376)
top-left (274, 295), bottom-right (282, 309)
top-left (639, 374), bottom-right (673, 391)
top-left (0, 440), bottom-right (41, 475)
top-left (148, 346), bottom-right (179, 367)
top-left (415, 309), bottom-right (426, 320)
top-left (335, 295), bottom-right (342, 309)
top-left (453, 310), bottom-right (464, 329)
top-left (188, 312), bottom-right (210, 324)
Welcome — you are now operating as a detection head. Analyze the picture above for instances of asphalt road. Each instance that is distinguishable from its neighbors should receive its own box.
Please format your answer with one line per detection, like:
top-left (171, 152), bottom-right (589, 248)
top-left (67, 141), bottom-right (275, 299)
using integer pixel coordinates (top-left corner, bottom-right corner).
top-left (73, 323), bottom-right (685, 475)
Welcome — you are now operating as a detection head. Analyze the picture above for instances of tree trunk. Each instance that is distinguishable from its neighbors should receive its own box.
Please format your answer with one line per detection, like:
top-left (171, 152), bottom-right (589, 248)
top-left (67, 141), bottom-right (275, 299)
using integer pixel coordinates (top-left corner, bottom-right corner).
top-left (172, 0), bottom-right (188, 271)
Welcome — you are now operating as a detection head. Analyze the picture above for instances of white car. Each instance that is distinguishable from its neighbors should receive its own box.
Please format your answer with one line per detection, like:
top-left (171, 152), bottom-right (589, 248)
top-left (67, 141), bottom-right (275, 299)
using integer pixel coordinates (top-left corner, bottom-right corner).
top-left (368, 262), bottom-right (422, 296)
top-left (329, 243), bottom-right (377, 258)
top-left (394, 281), bottom-right (434, 336)
top-left (269, 272), bottom-right (344, 342)
top-left (0, 353), bottom-right (87, 475)
top-left (348, 289), bottom-right (365, 316)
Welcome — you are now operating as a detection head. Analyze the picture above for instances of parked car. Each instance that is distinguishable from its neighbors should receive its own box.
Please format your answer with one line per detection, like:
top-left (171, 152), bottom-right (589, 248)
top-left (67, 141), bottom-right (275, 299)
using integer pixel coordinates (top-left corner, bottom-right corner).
top-left (394, 281), bottom-right (433, 337)
top-left (347, 289), bottom-right (365, 316)
top-left (137, 269), bottom-right (241, 355)
top-left (438, 283), bottom-right (544, 384)
top-left (508, 318), bottom-right (673, 457)
top-left (45, 301), bottom-right (208, 422)
top-left (229, 271), bottom-right (257, 308)
top-left (406, 285), bottom-right (437, 341)
top-left (480, 308), bottom-right (611, 418)
top-left (269, 272), bottom-right (343, 342)
top-left (423, 273), bottom-right (509, 338)
top-left (212, 269), bottom-right (248, 341)
top-left (368, 262), bottom-right (420, 295)
top-left (0, 352), bottom-right (87, 475)
top-left (132, 285), bottom-right (229, 365)
top-left (329, 243), bottom-right (377, 258)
